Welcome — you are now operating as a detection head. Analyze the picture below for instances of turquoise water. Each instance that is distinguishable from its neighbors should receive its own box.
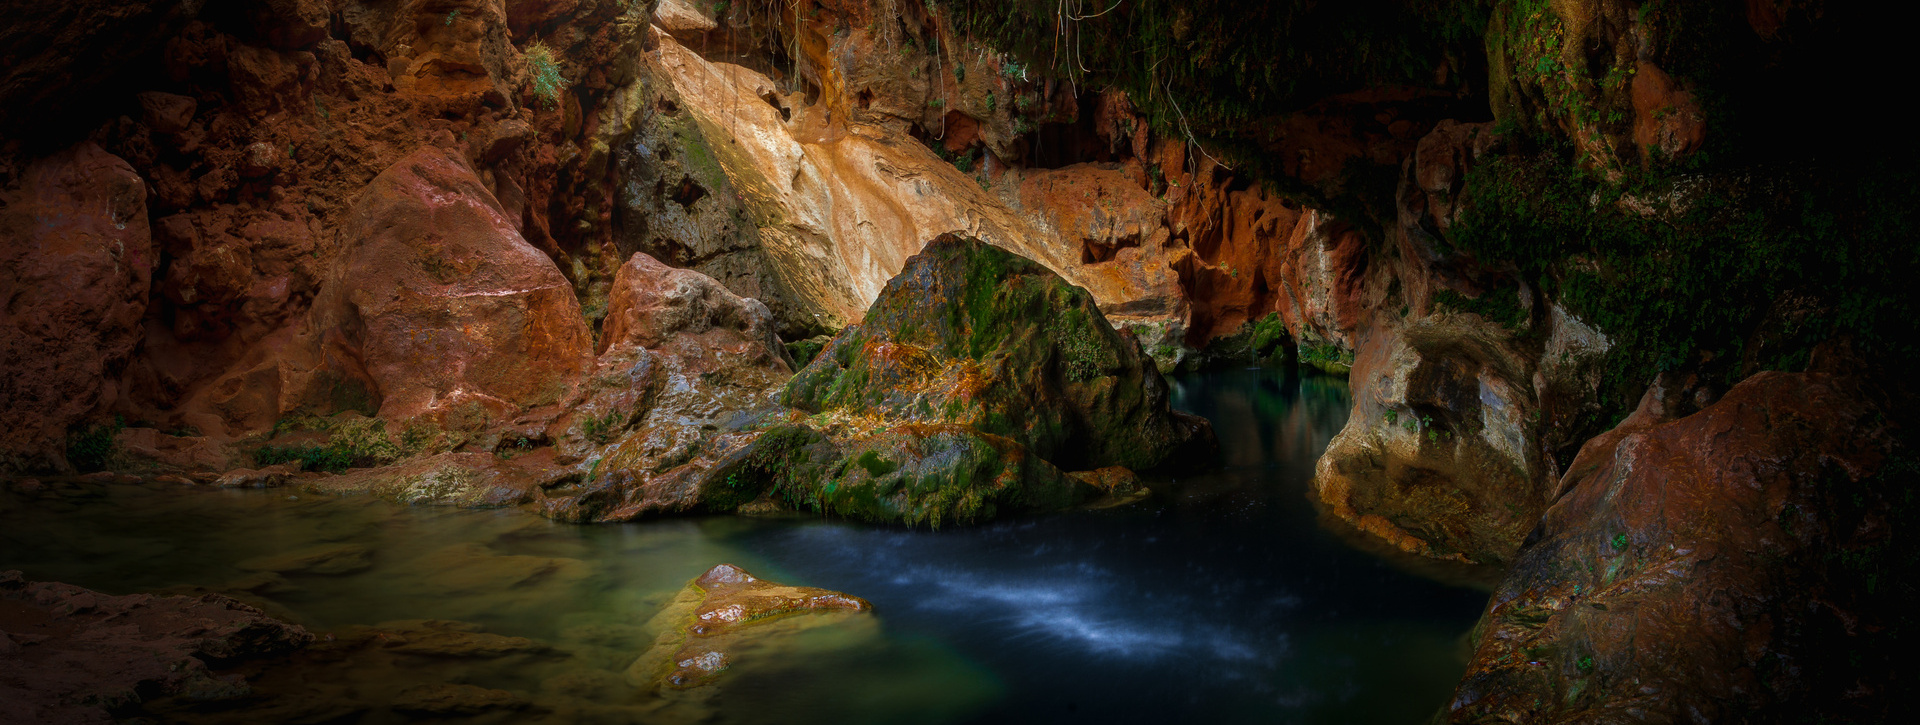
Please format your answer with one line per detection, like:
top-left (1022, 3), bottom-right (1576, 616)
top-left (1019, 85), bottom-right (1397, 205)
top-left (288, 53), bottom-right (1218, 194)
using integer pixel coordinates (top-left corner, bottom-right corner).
top-left (1, 368), bottom-right (1487, 723)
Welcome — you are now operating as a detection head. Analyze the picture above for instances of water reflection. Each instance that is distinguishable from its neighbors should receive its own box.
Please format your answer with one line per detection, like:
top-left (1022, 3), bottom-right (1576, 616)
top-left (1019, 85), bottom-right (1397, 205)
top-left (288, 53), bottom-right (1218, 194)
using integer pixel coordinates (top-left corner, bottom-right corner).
top-left (0, 368), bottom-right (1486, 724)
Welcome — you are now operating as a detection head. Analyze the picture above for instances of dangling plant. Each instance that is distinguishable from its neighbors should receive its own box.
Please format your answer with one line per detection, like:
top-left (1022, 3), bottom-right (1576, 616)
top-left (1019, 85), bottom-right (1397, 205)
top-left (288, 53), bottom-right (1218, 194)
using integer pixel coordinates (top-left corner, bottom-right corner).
top-left (526, 41), bottom-right (568, 110)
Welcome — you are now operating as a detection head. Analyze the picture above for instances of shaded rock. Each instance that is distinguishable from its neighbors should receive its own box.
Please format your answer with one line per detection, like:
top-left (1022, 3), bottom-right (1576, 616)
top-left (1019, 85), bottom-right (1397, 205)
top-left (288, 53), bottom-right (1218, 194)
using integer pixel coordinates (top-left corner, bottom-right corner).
top-left (136, 91), bottom-right (197, 135)
top-left (1449, 372), bottom-right (1911, 723)
top-left (311, 451), bottom-right (564, 508)
top-left (627, 564), bottom-right (871, 690)
top-left (309, 146), bottom-right (595, 433)
top-left (0, 570), bottom-right (313, 724)
top-left (215, 463), bottom-right (302, 489)
top-left (0, 143), bottom-right (152, 471)
top-left (390, 683), bottom-right (530, 716)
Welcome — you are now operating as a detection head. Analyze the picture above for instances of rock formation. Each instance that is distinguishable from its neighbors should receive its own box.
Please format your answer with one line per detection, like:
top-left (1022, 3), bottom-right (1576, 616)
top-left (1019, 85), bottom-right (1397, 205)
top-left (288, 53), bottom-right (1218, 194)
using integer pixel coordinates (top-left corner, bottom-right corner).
top-left (0, 570), bottom-right (314, 724)
top-left (1449, 371), bottom-right (1909, 723)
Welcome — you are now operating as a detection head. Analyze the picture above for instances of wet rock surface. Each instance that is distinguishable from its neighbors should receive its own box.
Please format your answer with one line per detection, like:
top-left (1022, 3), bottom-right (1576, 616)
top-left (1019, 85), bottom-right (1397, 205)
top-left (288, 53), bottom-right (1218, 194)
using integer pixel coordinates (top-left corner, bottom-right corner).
top-left (1450, 371), bottom-right (1913, 722)
top-left (628, 563), bottom-right (872, 690)
top-left (735, 235), bottom-right (1210, 524)
top-left (0, 570), bottom-right (313, 725)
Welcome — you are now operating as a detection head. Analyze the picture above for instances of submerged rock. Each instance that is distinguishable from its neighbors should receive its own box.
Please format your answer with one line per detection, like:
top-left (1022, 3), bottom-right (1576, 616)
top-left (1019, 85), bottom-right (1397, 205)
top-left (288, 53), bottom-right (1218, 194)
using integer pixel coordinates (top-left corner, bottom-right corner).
top-left (1449, 372), bottom-right (1912, 722)
top-left (628, 564), bottom-right (871, 690)
top-left (0, 571), bottom-right (313, 724)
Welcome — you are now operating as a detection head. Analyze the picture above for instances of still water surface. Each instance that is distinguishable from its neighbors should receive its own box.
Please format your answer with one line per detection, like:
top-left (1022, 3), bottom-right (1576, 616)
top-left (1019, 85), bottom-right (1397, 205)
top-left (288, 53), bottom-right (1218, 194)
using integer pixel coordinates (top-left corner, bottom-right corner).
top-left (2, 369), bottom-right (1487, 724)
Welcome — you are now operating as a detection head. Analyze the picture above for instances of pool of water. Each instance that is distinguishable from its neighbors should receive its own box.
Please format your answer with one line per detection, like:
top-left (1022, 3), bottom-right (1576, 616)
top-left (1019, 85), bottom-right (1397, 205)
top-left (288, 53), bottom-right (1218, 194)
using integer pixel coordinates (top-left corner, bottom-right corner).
top-left (1, 368), bottom-right (1488, 724)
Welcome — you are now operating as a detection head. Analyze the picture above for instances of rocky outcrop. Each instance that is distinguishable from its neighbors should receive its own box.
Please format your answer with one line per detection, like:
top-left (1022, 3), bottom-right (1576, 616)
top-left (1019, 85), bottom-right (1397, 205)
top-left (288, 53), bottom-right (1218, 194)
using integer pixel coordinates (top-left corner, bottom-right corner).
top-left (1309, 119), bottom-right (1612, 573)
top-left (0, 144), bottom-right (153, 471)
top-left (307, 145), bottom-right (595, 433)
top-left (533, 251), bottom-right (794, 522)
top-left (0, 570), bottom-right (314, 724)
top-left (628, 563), bottom-right (871, 690)
top-left (535, 236), bottom-right (1208, 525)
top-left (785, 235), bottom-right (1208, 473)
top-left (1449, 371), bottom-right (1910, 723)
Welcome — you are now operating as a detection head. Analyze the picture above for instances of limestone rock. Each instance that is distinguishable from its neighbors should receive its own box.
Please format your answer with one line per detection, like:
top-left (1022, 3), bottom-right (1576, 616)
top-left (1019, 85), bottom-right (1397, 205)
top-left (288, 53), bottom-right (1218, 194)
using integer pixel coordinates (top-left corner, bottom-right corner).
top-left (627, 564), bottom-right (871, 690)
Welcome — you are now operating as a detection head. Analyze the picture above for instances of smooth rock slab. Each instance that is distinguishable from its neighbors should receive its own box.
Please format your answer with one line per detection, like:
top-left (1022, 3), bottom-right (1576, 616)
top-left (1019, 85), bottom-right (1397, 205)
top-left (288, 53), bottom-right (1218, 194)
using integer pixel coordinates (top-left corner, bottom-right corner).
top-left (628, 564), bottom-right (871, 690)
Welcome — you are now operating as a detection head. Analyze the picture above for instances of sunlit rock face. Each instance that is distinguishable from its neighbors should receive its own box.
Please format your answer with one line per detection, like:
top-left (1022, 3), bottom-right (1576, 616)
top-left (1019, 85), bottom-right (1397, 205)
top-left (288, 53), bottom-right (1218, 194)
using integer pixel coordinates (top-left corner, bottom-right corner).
top-left (0, 144), bottom-right (152, 471)
top-left (621, 27), bottom-right (1190, 340)
top-left (1450, 371), bottom-right (1907, 723)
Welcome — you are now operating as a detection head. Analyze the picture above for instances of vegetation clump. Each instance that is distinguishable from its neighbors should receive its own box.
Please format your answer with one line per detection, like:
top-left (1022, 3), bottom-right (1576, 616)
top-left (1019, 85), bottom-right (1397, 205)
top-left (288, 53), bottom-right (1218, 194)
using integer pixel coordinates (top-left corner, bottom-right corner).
top-left (253, 416), bottom-right (406, 473)
top-left (65, 416), bottom-right (125, 472)
top-left (525, 41), bottom-right (569, 110)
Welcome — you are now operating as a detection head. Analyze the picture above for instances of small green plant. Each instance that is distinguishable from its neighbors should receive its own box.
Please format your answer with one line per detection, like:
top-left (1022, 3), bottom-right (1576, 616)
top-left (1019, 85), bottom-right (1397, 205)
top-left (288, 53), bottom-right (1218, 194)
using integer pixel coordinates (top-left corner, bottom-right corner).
top-left (1384, 410), bottom-right (1398, 425)
top-left (986, 91), bottom-right (997, 114)
top-left (1577, 655), bottom-right (1596, 673)
top-left (954, 63), bottom-right (966, 82)
top-left (65, 416), bottom-right (125, 472)
top-left (445, 9), bottom-right (460, 26)
top-left (526, 41), bottom-right (569, 110)
top-left (579, 407), bottom-right (626, 444)
top-left (1611, 532), bottom-right (1629, 551)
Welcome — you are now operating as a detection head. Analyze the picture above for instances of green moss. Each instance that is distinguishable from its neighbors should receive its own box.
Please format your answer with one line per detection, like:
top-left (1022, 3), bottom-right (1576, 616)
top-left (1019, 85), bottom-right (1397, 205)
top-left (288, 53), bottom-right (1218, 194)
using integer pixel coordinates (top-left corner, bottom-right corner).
top-left (1249, 312), bottom-right (1290, 360)
top-left (853, 450), bottom-right (899, 478)
top-left (253, 417), bottom-right (406, 473)
top-left (1434, 287), bottom-right (1529, 333)
top-left (1448, 148), bottom-right (1920, 434)
top-left (65, 416), bottom-right (125, 472)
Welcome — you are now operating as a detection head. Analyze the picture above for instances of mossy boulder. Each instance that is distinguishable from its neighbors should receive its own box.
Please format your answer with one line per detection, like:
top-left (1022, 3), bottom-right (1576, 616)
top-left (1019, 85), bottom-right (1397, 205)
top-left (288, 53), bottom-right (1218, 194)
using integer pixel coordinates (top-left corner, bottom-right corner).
top-left (782, 234), bottom-right (1212, 473)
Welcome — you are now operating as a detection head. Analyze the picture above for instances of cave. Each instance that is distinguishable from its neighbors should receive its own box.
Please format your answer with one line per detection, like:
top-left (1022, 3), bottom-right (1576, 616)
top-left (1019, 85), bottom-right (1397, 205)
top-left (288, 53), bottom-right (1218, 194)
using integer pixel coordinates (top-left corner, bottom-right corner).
top-left (1, 1), bottom-right (1914, 723)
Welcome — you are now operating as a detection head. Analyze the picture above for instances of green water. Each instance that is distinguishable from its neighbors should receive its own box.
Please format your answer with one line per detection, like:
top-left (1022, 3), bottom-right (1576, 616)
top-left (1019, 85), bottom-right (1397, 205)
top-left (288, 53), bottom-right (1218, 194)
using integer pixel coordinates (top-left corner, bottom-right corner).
top-left (1, 369), bottom-right (1488, 723)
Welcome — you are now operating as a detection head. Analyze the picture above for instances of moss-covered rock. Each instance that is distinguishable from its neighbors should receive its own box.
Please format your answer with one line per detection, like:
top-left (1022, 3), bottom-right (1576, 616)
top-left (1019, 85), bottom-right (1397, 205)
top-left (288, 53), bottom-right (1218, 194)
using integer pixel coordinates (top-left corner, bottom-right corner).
top-left (783, 234), bottom-right (1212, 473)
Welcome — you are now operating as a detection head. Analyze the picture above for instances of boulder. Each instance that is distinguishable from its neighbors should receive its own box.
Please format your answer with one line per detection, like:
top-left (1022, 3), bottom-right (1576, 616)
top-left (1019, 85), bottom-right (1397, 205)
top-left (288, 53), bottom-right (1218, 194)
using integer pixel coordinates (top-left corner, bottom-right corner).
top-left (1309, 120), bottom-right (1608, 573)
top-left (785, 235), bottom-right (1210, 473)
top-left (1448, 372), bottom-right (1911, 723)
top-left (627, 564), bottom-right (871, 690)
top-left (537, 253), bottom-right (795, 522)
top-left (0, 143), bottom-right (152, 471)
top-left (309, 146), bottom-right (594, 433)
top-left (0, 571), bottom-right (313, 724)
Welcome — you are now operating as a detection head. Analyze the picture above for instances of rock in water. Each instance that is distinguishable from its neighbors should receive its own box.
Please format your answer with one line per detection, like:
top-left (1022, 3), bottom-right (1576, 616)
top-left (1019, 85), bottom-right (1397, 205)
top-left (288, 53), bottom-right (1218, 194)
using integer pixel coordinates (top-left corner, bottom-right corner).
top-left (728, 235), bottom-right (1213, 525)
top-left (551, 236), bottom-right (1211, 526)
top-left (628, 564), bottom-right (871, 691)
top-left (1449, 372), bottom-right (1912, 722)
top-left (0, 571), bottom-right (313, 724)
top-left (785, 234), bottom-right (1210, 473)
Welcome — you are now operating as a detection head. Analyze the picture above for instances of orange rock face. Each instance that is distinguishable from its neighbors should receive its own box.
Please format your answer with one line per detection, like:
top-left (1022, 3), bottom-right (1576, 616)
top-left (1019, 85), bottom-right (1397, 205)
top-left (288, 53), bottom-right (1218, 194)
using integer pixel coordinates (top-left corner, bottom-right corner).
top-left (1450, 372), bottom-right (1907, 723)
top-left (311, 146), bottom-right (595, 431)
top-left (0, 143), bottom-right (153, 469)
